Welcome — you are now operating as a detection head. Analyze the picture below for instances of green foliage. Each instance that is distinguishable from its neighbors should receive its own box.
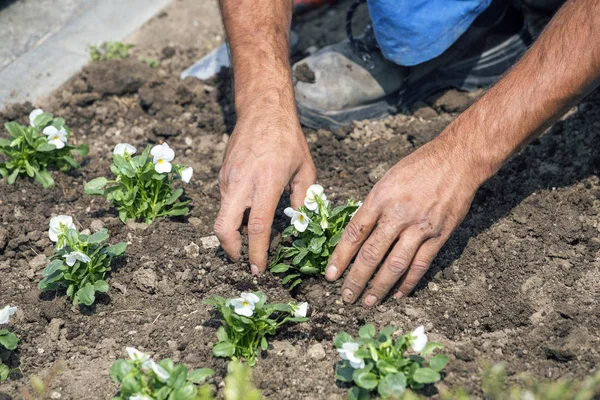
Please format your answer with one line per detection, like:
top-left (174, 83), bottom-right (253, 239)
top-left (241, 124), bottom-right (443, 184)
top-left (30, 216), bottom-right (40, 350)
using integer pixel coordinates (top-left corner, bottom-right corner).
top-left (0, 110), bottom-right (88, 188)
top-left (270, 187), bottom-right (360, 289)
top-left (90, 41), bottom-right (135, 61)
top-left (334, 325), bottom-right (448, 399)
top-left (139, 56), bottom-right (160, 68)
top-left (439, 364), bottom-right (600, 400)
top-left (38, 219), bottom-right (127, 306)
top-left (205, 292), bottom-right (308, 366)
top-left (0, 328), bottom-right (19, 382)
top-left (111, 350), bottom-right (215, 400)
top-left (223, 361), bottom-right (262, 400)
top-left (84, 143), bottom-right (191, 224)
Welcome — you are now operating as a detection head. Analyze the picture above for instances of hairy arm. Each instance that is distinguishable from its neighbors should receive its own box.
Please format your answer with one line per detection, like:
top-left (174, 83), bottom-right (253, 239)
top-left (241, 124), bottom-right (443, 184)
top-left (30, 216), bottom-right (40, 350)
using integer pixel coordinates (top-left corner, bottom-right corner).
top-left (328, 0), bottom-right (600, 306)
top-left (215, 0), bottom-right (316, 275)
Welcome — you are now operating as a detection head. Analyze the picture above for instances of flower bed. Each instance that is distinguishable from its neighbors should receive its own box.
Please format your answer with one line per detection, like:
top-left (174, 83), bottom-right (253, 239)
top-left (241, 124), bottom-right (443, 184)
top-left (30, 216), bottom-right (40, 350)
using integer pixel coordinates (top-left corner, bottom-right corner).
top-left (0, 52), bottom-right (599, 399)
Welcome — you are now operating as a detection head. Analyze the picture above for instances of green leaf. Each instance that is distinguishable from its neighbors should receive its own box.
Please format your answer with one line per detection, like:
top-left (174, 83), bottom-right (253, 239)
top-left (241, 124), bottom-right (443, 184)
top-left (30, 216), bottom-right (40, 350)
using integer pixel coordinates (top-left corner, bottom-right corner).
top-left (429, 354), bottom-right (449, 372)
top-left (75, 144), bottom-right (89, 156)
top-left (34, 169), bottom-right (54, 188)
top-left (109, 359), bottom-right (132, 384)
top-left (335, 331), bottom-right (354, 348)
top-left (42, 259), bottom-right (63, 277)
top-left (308, 236), bottom-right (326, 254)
top-left (292, 248), bottom-right (309, 265)
top-left (0, 364), bottom-right (8, 381)
top-left (169, 383), bottom-right (197, 400)
top-left (328, 231), bottom-right (343, 247)
top-left (168, 207), bottom-right (189, 217)
top-left (7, 169), bottom-right (19, 185)
top-left (335, 362), bottom-right (354, 382)
top-left (165, 188), bottom-right (184, 205)
top-left (168, 364), bottom-right (189, 390)
top-left (62, 155), bottom-right (79, 169)
top-left (0, 331), bottom-right (19, 350)
top-left (260, 336), bottom-right (268, 350)
top-left (77, 283), bottom-right (96, 306)
top-left (288, 278), bottom-right (303, 291)
top-left (270, 263), bottom-right (290, 273)
top-left (377, 372), bottom-right (407, 399)
top-left (87, 228), bottom-right (109, 244)
top-left (84, 177), bottom-right (108, 195)
top-left (359, 324), bottom-right (376, 339)
top-left (105, 242), bottom-right (127, 257)
top-left (281, 274), bottom-right (300, 285)
top-left (4, 121), bottom-right (25, 138)
top-left (353, 369), bottom-right (378, 390)
top-left (188, 367), bottom-right (214, 384)
top-left (94, 280), bottom-right (110, 293)
top-left (213, 341), bottom-right (235, 358)
top-left (216, 326), bottom-right (228, 342)
top-left (421, 341), bottom-right (444, 356)
top-left (33, 113), bottom-right (52, 128)
top-left (412, 367), bottom-right (441, 384)
top-left (348, 386), bottom-right (371, 400)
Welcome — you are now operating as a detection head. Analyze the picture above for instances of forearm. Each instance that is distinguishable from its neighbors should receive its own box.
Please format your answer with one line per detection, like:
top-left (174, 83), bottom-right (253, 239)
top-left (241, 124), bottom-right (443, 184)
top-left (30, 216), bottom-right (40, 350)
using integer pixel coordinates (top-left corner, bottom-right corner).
top-left (439, 0), bottom-right (600, 185)
top-left (219, 0), bottom-right (296, 122)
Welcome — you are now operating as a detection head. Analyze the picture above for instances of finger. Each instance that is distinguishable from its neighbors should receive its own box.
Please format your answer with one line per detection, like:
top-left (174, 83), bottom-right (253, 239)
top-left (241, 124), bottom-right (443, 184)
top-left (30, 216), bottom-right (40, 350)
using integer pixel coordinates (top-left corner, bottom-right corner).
top-left (340, 222), bottom-right (399, 304)
top-left (213, 189), bottom-right (248, 261)
top-left (248, 185), bottom-right (282, 275)
top-left (289, 166), bottom-right (317, 209)
top-left (394, 239), bottom-right (443, 299)
top-left (362, 227), bottom-right (427, 307)
top-left (325, 201), bottom-right (380, 282)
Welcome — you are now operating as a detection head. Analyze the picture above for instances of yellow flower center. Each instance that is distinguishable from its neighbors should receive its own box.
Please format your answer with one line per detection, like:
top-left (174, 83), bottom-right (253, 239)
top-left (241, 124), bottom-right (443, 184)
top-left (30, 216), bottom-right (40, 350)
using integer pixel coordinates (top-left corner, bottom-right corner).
top-left (242, 301), bottom-right (248, 307)
top-left (158, 159), bottom-right (165, 164)
top-left (52, 135), bottom-right (59, 140)
top-left (299, 215), bottom-right (305, 221)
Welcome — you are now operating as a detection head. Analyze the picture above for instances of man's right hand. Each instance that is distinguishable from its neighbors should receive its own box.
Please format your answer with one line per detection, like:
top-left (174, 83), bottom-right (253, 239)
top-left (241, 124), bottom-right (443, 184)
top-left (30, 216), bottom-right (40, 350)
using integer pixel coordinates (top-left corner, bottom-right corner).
top-left (214, 115), bottom-right (316, 276)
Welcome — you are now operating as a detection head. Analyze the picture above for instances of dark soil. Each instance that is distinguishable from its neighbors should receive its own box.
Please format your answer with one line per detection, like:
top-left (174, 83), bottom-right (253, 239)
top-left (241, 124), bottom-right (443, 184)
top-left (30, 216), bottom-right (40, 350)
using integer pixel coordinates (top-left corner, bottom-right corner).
top-left (1, 9), bottom-right (599, 400)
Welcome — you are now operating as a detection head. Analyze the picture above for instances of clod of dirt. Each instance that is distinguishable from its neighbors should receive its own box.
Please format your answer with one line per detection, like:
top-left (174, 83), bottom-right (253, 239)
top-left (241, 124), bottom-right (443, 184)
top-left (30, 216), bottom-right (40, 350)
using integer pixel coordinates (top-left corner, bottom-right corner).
top-left (545, 347), bottom-right (576, 362)
top-left (161, 46), bottom-right (177, 60)
top-left (200, 235), bottom-right (220, 249)
top-left (307, 343), bottom-right (326, 360)
top-left (432, 89), bottom-right (472, 113)
top-left (295, 62), bottom-right (316, 84)
top-left (368, 162), bottom-right (389, 183)
top-left (90, 219), bottom-right (105, 233)
top-left (184, 242), bottom-right (200, 259)
top-left (133, 268), bottom-right (157, 293)
top-left (152, 121), bottom-right (182, 138)
top-left (0, 228), bottom-right (8, 251)
top-left (411, 101), bottom-right (438, 119)
top-left (28, 254), bottom-right (46, 271)
top-left (81, 59), bottom-right (157, 96)
top-left (126, 220), bottom-right (149, 231)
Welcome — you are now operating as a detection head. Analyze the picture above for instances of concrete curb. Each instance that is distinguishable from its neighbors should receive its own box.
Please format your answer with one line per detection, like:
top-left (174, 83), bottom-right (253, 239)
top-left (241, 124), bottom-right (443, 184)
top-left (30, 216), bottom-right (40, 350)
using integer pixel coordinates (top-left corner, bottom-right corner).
top-left (0, 0), bottom-right (172, 109)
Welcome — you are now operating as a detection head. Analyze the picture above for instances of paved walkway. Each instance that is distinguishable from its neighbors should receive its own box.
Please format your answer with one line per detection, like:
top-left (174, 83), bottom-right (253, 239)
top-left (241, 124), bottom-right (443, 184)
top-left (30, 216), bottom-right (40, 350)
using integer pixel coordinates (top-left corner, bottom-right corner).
top-left (0, 0), bottom-right (172, 109)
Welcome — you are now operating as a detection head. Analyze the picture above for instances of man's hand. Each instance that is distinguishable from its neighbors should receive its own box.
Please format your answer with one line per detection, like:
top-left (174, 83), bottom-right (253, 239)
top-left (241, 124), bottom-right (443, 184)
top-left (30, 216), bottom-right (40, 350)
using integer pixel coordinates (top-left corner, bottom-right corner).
top-left (326, 138), bottom-right (482, 306)
top-left (215, 116), bottom-right (316, 275)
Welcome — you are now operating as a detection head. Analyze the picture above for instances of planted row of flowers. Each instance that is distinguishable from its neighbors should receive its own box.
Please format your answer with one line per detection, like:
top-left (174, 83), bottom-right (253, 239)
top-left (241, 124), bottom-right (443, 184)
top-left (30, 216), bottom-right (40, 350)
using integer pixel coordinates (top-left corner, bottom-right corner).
top-left (0, 110), bottom-right (449, 399)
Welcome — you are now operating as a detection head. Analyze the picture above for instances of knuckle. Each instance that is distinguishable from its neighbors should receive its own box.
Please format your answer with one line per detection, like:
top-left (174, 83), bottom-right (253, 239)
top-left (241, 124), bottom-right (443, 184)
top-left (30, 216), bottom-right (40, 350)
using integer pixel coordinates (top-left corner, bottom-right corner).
top-left (343, 273), bottom-right (364, 292)
top-left (247, 216), bottom-right (268, 235)
top-left (411, 259), bottom-right (431, 273)
top-left (387, 255), bottom-right (409, 275)
top-left (213, 219), bottom-right (228, 238)
top-left (359, 242), bottom-right (380, 265)
top-left (343, 221), bottom-right (363, 244)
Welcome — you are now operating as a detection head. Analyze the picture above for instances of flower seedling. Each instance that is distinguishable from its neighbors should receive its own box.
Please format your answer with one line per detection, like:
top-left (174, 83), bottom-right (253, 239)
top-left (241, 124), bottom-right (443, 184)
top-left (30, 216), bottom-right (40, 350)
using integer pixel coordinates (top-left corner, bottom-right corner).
top-left (334, 325), bottom-right (448, 400)
top-left (0, 305), bottom-right (19, 381)
top-left (84, 142), bottom-right (193, 224)
top-left (270, 184), bottom-right (361, 289)
top-left (38, 215), bottom-right (127, 306)
top-left (90, 41), bottom-right (135, 61)
top-left (205, 292), bottom-right (308, 366)
top-left (110, 347), bottom-right (215, 400)
top-left (0, 109), bottom-right (88, 188)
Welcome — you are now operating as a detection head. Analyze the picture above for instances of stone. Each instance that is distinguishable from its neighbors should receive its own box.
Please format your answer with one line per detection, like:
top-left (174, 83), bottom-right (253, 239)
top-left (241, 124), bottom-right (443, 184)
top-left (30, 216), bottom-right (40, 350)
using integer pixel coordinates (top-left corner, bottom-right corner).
top-left (133, 268), bottom-right (157, 293)
top-left (90, 219), bottom-right (105, 233)
top-left (46, 318), bottom-right (64, 341)
top-left (307, 343), bottom-right (326, 360)
top-left (188, 217), bottom-right (202, 228)
top-left (0, 228), bottom-right (9, 250)
top-left (28, 254), bottom-right (47, 271)
top-left (368, 163), bottom-right (389, 183)
top-left (200, 235), bottom-right (220, 249)
top-left (271, 341), bottom-right (298, 358)
top-left (184, 242), bottom-right (200, 258)
top-left (126, 220), bottom-right (149, 231)
top-left (411, 101), bottom-right (438, 119)
top-left (433, 89), bottom-right (471, 113)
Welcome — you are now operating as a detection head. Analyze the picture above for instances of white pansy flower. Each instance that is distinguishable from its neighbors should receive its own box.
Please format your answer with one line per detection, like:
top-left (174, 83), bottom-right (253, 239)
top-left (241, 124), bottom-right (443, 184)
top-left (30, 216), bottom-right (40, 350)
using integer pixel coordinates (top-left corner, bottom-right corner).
top-left (410, 325), bottom-right (428, 353)
top-left (150, 143), bottom-right (175, 174)
top-left (181, 167), bottom-right (193, 183)
top-left (227, 292), bottom-right (260, 317)
top-left (127, 347), bottom-right (150, 362)
top-left (114, 143), bottom-right (137, 156)
top-left (337, 342), bottom-right (365, 369)
top-left (63, 251), bottom-right (91, 267)
top-left (43, 126), bottom-right (68, 149)
top-left (146, 359), bottom-right (170, 381)
top-left (284, 207), bottom-right (310, 232)
top-left (320, 219), bottom-right (329, 230)
top-left (130, 395), bottom-right (152, 400)
top-left (293, 302), bottom-right (308, 318)
top-left (304, 184), bottom-right (327, 213)
top-left (29, 109), bottom-right (44, 127)
top-left (48, 215), bottom-right (75, 243)
top-left (0, 305), bottom-right (17, 325)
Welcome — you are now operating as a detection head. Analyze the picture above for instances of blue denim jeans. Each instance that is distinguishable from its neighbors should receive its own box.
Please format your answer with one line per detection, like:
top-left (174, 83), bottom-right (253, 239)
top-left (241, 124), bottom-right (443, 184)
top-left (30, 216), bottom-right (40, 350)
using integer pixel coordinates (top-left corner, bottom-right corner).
top-left (367, 0), bottom-right (492, 66)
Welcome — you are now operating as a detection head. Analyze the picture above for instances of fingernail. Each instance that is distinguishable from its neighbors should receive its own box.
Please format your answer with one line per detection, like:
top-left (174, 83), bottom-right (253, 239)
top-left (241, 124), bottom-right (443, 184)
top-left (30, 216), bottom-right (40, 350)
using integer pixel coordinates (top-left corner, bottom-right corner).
top-left (364, 294), bottom-right (377, 307)
top-left (394, 291), bottom-right (404, 300)
top-left (250, 264), bottom-right (260, 276)
top-left (325, 265), bottom-right (337, 280)
top-left (342, 288), bottom-right (354, 303)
